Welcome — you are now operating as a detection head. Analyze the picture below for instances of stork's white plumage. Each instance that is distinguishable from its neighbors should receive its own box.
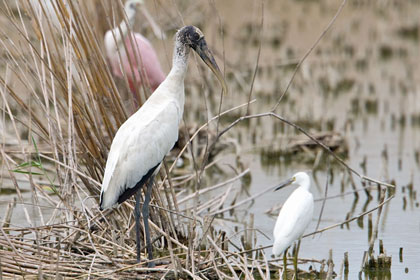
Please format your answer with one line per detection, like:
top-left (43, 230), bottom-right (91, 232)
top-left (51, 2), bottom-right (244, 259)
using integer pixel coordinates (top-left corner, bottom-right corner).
top-left (272, 172), bottom-right (314, 257)
top-left (100, 25), bottom-right (226, 266)
top-left (99, 78), bottom-right (182, 209)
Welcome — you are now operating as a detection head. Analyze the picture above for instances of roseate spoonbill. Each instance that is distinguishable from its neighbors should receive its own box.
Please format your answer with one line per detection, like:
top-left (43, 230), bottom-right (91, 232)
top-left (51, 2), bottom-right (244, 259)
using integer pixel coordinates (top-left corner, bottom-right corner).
top-left (100, 25), bottom-right (227, 267)
top-left (272, 172), bottom-right (314, 257)
top-left (104, 0), bottom-right (165, 104)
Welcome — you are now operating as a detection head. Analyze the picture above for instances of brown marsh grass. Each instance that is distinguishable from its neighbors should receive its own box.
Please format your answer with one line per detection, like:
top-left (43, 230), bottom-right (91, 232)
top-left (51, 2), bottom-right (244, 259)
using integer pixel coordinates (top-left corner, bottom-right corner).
top-left (0, 0), bottom-right (395, 278)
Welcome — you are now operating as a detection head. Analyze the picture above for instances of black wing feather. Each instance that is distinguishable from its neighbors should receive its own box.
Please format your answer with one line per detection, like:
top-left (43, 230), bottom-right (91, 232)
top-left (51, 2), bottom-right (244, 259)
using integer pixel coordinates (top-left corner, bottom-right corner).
top-left (117, 163), bottom-right (160, 204)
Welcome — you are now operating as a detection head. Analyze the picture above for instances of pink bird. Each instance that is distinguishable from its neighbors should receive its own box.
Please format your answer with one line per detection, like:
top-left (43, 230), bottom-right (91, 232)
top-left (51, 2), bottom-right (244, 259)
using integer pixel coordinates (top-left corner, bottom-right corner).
top-left (104, 0), bottom-right (165, 105)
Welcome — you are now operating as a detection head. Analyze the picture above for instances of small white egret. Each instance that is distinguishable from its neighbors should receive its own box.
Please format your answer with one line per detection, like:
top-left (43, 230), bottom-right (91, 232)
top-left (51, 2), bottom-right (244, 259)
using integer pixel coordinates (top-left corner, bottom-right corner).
top-left (100, 25), bottom-right (227, 267)
top-left (272, 172), bottom-right (314, 257)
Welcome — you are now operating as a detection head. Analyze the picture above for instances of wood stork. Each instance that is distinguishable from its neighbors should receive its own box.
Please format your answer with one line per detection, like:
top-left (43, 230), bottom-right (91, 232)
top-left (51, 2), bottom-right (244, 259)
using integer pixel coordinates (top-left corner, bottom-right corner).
top-left (100, 25), bottom-right (227, 267)
top-left (272, 172), bottom-right (314, 257)
top-left (104, 0), bottom-right (165, 105)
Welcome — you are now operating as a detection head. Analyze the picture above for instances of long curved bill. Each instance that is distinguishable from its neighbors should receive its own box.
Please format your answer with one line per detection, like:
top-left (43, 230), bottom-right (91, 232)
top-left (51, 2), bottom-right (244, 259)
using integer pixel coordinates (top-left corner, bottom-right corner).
top-left (193, 38), bottom-right (228, 95)
top-left (274, 177), bottom-right (296, 191)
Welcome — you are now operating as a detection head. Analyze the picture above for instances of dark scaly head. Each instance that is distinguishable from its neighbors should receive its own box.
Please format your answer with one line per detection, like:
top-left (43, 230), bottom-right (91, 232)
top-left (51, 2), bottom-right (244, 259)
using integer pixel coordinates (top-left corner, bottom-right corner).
top-left (176, 26), bottom-right (227, 94)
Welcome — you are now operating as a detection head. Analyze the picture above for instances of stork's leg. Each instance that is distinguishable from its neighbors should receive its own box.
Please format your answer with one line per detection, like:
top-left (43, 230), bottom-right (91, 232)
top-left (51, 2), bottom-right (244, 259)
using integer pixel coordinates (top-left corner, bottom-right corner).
top-left (143, 176), bottom-right (155, 268)
top-left (134, 189), bottom-right (142, 263)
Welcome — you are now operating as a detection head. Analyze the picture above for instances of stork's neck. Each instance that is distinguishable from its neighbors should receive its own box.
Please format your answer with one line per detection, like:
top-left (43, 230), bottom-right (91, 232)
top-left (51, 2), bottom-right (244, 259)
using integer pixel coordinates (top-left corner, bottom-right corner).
top-left (171, 40), bottom-right (190, 77)
top-left (164, 40), bottom-right (190, 92)
top-left (155, 40), bottom-right (189, 110)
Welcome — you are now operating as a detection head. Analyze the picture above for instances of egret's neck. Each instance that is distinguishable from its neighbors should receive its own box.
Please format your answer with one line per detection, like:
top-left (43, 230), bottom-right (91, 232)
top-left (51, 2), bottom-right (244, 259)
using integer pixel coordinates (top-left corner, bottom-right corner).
top-left (301, 179), bottom-right (311, 191)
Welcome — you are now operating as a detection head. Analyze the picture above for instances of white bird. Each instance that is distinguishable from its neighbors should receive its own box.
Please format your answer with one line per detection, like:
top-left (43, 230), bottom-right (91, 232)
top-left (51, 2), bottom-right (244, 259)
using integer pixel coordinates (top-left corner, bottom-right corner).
top-left (272, 172), bottom-right (314, 257)
top-left (100, 25), bottom-right (227, 267)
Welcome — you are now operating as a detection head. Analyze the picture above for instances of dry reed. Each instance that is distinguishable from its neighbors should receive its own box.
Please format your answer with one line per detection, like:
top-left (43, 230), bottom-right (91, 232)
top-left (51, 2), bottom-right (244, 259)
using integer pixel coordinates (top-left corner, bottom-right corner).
top-left (0, 0), bottom-right (394, 279)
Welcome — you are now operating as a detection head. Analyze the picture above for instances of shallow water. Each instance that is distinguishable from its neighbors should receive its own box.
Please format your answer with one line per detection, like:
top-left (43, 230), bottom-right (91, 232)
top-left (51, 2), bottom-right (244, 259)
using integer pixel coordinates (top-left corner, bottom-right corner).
top-left (184, 0), bottom-right (420, 278)
top-left (1, 0), bottom-right (420, 279)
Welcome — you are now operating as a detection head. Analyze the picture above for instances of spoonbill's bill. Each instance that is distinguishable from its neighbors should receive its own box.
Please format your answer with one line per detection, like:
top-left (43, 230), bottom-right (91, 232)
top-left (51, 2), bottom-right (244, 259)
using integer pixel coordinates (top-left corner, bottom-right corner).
top-left (104, 0), bottom-right (165, 104)
top-left (100, 25), bottom-right (227, 267)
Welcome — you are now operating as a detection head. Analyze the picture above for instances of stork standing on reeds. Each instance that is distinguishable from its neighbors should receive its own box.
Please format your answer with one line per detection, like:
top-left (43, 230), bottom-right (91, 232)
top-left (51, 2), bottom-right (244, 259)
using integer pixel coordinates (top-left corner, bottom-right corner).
top-left (104, 0), bottom-right (166, 105)
top-left (100, 26), bottom-right (227, 266)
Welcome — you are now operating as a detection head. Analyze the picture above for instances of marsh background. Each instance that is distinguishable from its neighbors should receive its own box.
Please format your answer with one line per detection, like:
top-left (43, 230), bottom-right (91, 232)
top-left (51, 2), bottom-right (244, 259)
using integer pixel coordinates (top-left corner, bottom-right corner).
top-left (0, 0), bottom-right (419, 279)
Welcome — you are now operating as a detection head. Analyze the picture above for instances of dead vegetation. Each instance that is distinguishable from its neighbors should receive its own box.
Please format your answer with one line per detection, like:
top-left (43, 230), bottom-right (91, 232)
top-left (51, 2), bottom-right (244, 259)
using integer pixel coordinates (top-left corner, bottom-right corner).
top-left (0, 0), bottom-right (397, 279)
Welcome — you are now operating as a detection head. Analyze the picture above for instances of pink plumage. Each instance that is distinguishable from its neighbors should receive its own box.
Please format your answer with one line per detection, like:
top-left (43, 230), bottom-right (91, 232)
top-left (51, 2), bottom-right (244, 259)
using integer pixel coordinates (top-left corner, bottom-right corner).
top-left (104, 0), bottom-right (165, 107)
top-left (108, 33), bottom-right (165, 93)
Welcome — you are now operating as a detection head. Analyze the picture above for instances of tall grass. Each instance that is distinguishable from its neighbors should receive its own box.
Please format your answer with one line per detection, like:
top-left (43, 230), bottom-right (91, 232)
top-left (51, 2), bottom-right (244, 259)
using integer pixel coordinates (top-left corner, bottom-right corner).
top-left (0, 0), bottom-right (181, 276)
top-left (0, 0), bottom-right (395, 278)
top-left (0, 0), bottom-right (265, 278)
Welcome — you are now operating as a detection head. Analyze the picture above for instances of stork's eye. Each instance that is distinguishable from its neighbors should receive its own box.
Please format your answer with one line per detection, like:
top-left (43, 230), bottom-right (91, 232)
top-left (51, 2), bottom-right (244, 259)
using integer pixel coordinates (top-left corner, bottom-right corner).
top-left (130, 3), bottom-right (136, 9)
top-left (191, 32), bottom-right (200, 41)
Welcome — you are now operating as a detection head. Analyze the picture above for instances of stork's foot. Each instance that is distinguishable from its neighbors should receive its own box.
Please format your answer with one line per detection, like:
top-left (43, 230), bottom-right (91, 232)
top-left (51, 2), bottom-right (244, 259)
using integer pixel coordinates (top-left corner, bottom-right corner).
top-left (147, 260), bottom-right (155, 268)
top-left (129, 256), bottom-right (168, 266)
top-left (130, 256), bottom-right (155, 267)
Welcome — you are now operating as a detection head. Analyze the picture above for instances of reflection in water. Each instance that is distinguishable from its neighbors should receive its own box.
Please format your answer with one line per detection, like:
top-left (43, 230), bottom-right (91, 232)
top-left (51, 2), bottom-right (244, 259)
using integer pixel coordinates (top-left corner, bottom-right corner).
top-left (205, 1), bottom-right (420, 278)
top-left (1, 0), bottom-right (419, 278)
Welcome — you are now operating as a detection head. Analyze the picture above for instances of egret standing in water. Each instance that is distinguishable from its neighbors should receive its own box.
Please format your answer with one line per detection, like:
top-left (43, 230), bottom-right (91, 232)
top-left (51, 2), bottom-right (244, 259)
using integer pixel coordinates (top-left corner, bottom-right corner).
top-left (272, 172), bottom-right (314, 273)
top-left (104, 0), bottom-right (165, 104)
top-left (100, 26), bottom-right (227, 266)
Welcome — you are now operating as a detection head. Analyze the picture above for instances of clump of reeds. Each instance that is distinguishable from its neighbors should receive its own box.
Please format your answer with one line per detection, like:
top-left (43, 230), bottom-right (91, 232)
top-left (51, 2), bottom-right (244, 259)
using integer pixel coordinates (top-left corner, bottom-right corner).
top-left (0, 0), bottom-right (181, 277)
top-left (0, 0), bottom-right (279, 278)
top-left (0, 0), bottom-right (396, 278)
